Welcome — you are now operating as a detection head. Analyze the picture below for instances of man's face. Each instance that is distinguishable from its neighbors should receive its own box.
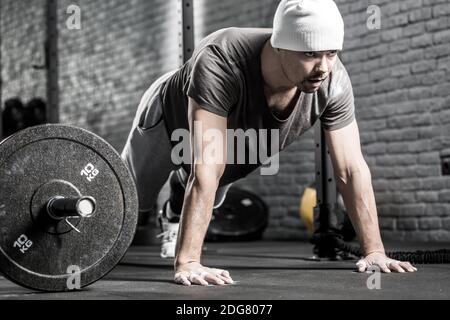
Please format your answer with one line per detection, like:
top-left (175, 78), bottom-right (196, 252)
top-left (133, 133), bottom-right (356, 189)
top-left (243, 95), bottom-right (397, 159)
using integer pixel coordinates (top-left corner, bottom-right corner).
top-left (278, 49), bottom-right (338, 93)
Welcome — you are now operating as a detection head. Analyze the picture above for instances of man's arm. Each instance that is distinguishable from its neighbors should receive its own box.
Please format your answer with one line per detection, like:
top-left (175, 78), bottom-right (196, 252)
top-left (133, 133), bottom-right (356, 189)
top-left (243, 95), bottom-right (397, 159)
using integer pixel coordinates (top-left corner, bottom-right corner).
top-left (174, 98), bottom-right (234, 286)
top-left (324, 118), bottom-right (417, 273)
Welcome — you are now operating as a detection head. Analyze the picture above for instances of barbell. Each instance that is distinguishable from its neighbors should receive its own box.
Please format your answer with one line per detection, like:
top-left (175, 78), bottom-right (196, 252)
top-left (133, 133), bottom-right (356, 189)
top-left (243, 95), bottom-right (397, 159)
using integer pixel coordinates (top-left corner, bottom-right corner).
top-left (0, 124), bottom-right (138, 291)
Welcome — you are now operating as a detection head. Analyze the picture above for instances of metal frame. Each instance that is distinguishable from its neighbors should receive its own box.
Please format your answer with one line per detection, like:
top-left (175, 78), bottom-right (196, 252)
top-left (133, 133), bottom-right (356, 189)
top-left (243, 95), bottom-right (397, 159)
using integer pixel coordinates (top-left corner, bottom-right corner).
top-left (0, 1), bottom-right (3, 138)
top-left (45, 0), bottom-right (59, 123)
top-left (313, 123), bottom-right (339, 235)
top-left (180, 0), bottom-right (194, 64)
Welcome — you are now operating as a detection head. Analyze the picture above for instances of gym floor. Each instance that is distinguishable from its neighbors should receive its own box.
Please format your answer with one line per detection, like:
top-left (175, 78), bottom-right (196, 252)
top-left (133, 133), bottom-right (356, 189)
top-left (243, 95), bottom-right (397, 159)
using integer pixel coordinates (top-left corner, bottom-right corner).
top-left (1, 241), bottom-right (449, 300)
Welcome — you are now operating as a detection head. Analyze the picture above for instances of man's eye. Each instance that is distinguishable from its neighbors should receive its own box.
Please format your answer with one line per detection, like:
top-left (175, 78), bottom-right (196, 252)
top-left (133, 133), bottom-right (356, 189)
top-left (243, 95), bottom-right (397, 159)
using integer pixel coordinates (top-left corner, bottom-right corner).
top-left (304, 52), bottom-right (315, 58)
top-left (328, 50), bottom-right (338, 57)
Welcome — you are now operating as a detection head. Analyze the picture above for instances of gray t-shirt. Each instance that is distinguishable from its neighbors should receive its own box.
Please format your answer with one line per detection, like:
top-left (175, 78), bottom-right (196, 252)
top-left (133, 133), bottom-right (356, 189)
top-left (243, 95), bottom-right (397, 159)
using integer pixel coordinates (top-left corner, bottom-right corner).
top-left (160, 27), bottom-right (355, 186)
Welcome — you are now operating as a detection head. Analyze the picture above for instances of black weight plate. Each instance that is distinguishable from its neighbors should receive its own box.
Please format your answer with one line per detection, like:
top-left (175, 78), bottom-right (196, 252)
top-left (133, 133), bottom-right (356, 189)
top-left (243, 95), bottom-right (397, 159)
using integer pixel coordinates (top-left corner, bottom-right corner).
top-left (207, 187), bottom-right (268, 241)
top-left (0, 124), bottom-right (138, 291)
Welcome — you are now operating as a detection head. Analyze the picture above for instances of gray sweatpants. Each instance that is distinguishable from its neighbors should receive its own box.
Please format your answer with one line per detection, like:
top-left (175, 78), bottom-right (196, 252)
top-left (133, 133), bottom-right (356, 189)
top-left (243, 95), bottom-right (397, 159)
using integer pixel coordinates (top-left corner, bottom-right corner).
top-left (121, 71), bottom-right (232, 216)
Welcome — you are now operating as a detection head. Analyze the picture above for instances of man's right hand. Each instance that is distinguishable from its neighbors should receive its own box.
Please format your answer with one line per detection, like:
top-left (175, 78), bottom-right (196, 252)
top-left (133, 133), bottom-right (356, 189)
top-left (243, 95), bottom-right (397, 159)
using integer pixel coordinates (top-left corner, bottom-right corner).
top-left (174, 262), bottom-right (234, 286)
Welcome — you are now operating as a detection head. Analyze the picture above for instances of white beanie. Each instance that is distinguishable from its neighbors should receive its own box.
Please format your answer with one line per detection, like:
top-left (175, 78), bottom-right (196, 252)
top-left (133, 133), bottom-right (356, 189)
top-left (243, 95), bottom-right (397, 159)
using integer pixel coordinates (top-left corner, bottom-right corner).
top-left (271, 0), bottom-right (345, 52)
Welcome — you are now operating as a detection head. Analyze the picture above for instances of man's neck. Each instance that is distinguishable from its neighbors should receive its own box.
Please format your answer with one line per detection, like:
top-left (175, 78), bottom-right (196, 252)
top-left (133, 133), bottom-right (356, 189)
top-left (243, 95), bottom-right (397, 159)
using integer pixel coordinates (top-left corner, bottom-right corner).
top-left (260, 40), bottom-right (296, 94)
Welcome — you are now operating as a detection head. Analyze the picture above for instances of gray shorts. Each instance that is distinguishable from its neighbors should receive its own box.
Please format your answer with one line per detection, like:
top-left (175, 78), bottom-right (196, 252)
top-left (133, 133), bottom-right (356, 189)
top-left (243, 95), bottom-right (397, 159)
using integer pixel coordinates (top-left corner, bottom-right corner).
top-left (121, 71), bottom-right (232, 214)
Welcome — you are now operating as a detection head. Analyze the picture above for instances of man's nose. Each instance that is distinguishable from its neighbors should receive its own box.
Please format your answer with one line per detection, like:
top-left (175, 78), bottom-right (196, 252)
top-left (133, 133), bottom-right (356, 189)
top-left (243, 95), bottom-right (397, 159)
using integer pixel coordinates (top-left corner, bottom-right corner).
top-left (315, 56), bottom-right (328, 74)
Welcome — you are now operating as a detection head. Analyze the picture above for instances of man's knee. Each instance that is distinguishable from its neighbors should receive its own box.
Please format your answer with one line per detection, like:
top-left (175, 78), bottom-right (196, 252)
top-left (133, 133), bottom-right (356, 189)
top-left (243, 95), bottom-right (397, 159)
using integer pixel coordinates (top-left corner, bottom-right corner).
top-left (168, 169), bottom-right (186, 215)
top-left (213, 183), bottom-right (232, 209)
top-left (168, 168), bottom-right (232, 213)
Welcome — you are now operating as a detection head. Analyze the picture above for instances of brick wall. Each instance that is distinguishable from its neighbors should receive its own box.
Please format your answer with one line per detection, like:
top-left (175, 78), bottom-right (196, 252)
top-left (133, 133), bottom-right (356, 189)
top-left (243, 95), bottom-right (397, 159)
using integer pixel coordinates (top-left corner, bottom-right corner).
top-left (1, 0), bottom-right (449, 242)
top-left (0, 0), bottom-right (47, 105)
top-left (57, 0), bottom-right (180, 148)
top-left (336, 0), bottom-right (450, 242)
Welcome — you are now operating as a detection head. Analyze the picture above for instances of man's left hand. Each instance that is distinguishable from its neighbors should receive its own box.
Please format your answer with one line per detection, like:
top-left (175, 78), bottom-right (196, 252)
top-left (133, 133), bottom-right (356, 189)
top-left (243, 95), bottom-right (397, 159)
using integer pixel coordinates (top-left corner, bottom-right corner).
top-left (356, 252), bottom-right (418, 273)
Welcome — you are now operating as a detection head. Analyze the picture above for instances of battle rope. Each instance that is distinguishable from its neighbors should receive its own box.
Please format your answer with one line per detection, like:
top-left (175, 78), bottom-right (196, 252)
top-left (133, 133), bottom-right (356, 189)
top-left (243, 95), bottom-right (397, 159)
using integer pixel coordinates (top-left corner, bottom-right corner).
top-left (335, 238), bottom-right (450, 264)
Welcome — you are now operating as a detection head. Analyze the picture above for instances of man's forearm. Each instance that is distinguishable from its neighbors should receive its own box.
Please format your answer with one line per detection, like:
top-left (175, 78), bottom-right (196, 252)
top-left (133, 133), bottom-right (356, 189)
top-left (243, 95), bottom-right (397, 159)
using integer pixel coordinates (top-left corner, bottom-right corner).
top-left (336, 166), bottom-right (385, 256)
top-left (174, 178), bottom-right (218, 267)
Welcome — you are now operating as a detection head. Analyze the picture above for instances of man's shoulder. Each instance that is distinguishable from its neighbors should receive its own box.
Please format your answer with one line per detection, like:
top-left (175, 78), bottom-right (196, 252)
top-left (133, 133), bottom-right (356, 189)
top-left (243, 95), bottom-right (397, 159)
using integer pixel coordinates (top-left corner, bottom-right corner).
top-left (201, 27), bottom-right (272, 44)
top-left (319, 57), bottom-right (353, 102)
top-left (332, 57), bottom-right (351, 83)
top-left (194, 27), bottom-right (272, 60)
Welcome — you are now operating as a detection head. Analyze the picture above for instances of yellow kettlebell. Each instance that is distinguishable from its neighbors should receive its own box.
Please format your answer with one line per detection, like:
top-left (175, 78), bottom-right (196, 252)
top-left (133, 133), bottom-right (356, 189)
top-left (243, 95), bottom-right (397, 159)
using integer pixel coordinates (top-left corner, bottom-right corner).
top-left (299, 186), bottom-right (316, 235)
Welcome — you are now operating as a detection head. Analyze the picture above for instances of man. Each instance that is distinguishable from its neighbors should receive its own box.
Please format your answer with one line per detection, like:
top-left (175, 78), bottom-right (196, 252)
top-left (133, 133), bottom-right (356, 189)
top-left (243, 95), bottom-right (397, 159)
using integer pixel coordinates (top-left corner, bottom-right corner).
top-left (122, 0), bottom-right (417, 286)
